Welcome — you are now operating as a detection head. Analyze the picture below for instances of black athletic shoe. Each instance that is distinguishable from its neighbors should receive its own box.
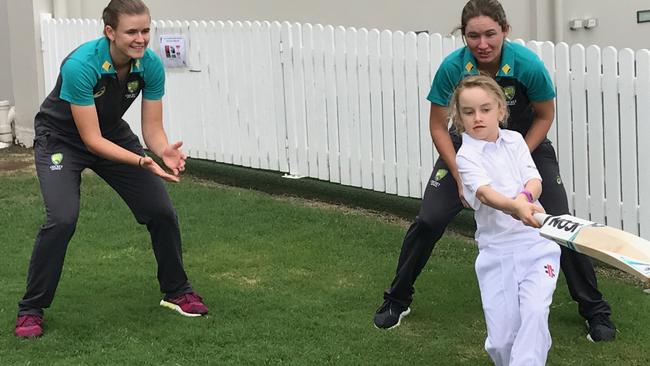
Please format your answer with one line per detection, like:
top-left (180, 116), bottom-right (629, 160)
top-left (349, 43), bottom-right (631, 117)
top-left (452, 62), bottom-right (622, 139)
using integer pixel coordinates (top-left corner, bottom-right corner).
top-left (373, 300), bottom-right (411, 329)
top-left (586, 314), bottom-right (616, 342)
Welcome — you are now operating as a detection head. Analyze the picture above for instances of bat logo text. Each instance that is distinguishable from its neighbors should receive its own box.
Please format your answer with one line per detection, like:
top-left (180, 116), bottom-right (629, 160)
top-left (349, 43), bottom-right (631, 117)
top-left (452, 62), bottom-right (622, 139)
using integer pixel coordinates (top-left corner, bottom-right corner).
top-left (545, 217), bottom-right (583, 233)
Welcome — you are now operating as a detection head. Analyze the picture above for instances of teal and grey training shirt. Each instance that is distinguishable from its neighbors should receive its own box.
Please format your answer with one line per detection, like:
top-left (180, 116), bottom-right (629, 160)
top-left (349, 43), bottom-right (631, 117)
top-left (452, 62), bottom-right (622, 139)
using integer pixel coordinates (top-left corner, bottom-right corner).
top-left (35, 36), bottom-right (165, 139)
top-left (427, 41), bottom-right (555, 143)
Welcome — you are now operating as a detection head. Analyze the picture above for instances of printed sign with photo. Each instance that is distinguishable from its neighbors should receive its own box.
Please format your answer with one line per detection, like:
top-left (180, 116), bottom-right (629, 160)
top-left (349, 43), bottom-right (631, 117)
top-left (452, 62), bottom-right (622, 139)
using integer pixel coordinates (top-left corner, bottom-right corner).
top-left (159, 35), bottom-right (186, 68)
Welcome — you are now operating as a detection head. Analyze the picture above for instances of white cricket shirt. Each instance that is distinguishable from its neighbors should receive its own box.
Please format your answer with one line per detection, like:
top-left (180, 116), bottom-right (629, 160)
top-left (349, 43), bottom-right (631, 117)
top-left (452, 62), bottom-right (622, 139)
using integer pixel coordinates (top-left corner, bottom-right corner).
top-left (457, 129), bottom-right (545, 251)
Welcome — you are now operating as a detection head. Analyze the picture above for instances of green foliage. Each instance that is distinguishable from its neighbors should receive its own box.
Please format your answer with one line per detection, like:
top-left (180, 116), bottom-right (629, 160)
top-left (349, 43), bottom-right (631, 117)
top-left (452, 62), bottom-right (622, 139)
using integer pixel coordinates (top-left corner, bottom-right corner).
top-left (1, 164), bottom-right (649, 365)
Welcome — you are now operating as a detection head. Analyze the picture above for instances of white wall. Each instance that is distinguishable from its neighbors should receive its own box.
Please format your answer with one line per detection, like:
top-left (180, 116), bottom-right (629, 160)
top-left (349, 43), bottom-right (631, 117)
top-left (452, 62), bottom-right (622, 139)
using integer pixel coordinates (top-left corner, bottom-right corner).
top-left (7, 0), bottom-right (52, 145)
top-left (561, 0), bottom-right (650, 49)
top-left (65, 0), bottom-right (536, 40)
top-left (0, 0), bottom-right (14, 104)
top-left (57, 0), bottom-right (650, 50)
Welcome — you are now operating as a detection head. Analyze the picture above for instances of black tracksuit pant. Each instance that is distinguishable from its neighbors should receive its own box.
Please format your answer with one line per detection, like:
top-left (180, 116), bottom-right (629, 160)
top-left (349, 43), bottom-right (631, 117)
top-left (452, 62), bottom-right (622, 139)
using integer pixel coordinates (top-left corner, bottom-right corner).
top-left (18, 130), bottom-right (192, 316)
top-left (383, 140), bottom-right (611, 320)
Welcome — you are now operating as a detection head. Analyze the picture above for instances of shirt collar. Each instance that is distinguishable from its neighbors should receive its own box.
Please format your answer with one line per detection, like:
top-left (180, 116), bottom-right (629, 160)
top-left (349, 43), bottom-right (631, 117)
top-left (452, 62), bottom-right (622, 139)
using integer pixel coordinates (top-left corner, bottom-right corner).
top-left (461, 40), bottom-right (515, 77)
top-left (96, 37), bottom-right (144, 75)
top-left (462, 128), bottom-right (518, 151)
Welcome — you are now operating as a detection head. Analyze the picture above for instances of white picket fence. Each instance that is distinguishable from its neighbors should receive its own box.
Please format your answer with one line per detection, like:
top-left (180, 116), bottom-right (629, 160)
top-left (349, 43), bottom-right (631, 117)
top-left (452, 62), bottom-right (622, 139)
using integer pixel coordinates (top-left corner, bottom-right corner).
top-left (40, 17), bottom-right (650, 238)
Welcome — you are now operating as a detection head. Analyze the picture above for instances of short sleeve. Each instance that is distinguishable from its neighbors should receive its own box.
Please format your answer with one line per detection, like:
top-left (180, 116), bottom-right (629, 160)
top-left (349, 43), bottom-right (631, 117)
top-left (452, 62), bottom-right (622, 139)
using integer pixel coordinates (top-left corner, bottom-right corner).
top-left (426, 60), bottom-right (461, 106)
top-left (59, 58), bottom-right (98, 106)
top-left (457, 151), bottom-right (492, 210)
top-left (143, 51), bottom-right (165, 100)
top-left (524, 58), bottom-right (556, 102)
top-left (513, 134), bottom-right (542, 185)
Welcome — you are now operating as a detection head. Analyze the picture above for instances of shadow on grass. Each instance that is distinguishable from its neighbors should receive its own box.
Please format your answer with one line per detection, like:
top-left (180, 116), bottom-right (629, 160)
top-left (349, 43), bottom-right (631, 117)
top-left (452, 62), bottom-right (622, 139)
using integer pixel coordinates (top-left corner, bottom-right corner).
top-left (184, 157), bottom-right (647, 287)
top-left (185, 157), bottom-right (477, 238)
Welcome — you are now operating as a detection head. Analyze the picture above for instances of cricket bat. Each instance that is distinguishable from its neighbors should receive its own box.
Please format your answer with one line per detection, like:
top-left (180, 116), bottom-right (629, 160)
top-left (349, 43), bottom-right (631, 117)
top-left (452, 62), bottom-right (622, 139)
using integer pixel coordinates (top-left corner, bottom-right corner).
top-left (534, 213), bottom-right (650, 282)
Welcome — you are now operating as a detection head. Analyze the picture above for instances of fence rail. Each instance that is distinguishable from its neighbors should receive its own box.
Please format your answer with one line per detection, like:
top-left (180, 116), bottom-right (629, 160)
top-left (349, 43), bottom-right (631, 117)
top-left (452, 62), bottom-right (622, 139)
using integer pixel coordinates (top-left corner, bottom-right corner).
top-left (40, 17), bottom-right (650, 238)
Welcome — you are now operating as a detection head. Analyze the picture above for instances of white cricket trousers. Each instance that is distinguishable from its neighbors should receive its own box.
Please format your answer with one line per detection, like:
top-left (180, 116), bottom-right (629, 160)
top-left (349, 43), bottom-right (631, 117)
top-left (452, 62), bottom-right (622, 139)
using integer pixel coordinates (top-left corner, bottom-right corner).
top-left (475, 240), bottom-right (561, 366)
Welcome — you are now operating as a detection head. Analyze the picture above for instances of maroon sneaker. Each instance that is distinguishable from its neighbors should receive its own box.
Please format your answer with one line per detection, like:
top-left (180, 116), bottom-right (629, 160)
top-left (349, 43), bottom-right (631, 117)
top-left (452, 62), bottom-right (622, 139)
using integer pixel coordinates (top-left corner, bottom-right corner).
top-left (15, 314), bottom-right (43, 338)
top-left (160, 292), bottom-right (208, 317)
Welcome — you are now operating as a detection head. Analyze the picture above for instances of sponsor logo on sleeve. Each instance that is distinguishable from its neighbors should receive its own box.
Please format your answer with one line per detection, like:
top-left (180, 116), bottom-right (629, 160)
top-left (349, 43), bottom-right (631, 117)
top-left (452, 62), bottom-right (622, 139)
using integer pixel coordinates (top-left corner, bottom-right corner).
top-left (93, 86), bottom-right (106, 98)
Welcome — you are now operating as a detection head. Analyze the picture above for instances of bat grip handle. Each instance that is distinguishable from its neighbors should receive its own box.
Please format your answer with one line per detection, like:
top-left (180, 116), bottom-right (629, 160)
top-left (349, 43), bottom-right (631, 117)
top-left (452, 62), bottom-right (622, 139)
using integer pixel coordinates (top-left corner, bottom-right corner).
top-left (533, 213), bottom-right (550, 226)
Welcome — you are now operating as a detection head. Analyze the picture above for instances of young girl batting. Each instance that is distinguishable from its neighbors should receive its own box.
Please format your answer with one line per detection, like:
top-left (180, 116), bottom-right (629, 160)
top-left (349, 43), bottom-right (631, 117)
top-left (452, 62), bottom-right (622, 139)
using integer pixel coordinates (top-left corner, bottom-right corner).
top-left (452, 75), bottom-right (560, 366)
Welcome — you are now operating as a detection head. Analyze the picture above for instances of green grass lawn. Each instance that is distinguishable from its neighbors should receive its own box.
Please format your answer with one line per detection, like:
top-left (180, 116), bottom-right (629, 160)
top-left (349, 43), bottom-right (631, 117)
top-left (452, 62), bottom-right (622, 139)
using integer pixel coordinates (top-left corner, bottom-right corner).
top-left (1, 154), bottom-right (649, 365)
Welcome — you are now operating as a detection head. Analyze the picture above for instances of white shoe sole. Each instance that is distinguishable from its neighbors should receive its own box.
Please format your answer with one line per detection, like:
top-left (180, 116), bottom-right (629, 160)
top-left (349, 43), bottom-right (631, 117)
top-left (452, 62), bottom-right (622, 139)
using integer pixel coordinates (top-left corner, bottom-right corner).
top-left (375, 307), bottom-right (411, 330)
top-left (160, 299), bottom-right (205, 317)
top-left (585, 320), bottom-right (596, 343)
top-left (586, 334), bottom-right (595, 343)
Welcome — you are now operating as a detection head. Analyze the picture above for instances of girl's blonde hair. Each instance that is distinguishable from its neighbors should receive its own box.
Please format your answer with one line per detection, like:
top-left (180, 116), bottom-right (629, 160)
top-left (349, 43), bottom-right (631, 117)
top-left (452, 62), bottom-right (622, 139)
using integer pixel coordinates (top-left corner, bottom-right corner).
top-left (449, 75), bottom-right (509, 134)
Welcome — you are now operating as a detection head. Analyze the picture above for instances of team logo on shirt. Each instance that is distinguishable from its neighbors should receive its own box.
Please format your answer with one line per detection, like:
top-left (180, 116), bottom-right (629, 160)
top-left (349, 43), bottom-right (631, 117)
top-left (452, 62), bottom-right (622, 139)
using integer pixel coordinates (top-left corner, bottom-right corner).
top-left (503, 86), bottom-right (515, 101)
top-left (544, 264), bottom-right (555, 278)
top-left (125, 80), bottom-right (140, 99)
top-left (127, 80), bottom-right (139, 93)
top-left (50, 153), bottom-right (64, 171)
top-left (430, 169), bottom-right (448, 188)
top-left (434, 169), bottom-right (448, 181)
top-left (503, 86), bottom-right (516, 106)
top-left (93, 86), bottom-right (106, 98)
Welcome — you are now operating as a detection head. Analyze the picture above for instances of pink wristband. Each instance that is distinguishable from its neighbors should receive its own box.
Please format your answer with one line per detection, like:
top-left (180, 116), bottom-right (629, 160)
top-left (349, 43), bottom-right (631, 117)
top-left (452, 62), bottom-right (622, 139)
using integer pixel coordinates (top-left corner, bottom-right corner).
top-left (520, 189), bottom-right (534, 203)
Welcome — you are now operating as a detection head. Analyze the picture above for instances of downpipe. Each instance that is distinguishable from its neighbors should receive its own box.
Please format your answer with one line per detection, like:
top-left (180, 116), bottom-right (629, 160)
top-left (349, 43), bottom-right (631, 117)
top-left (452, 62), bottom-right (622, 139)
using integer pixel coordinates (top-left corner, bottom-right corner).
top-left (553, 0), bottom-right (564, 43)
